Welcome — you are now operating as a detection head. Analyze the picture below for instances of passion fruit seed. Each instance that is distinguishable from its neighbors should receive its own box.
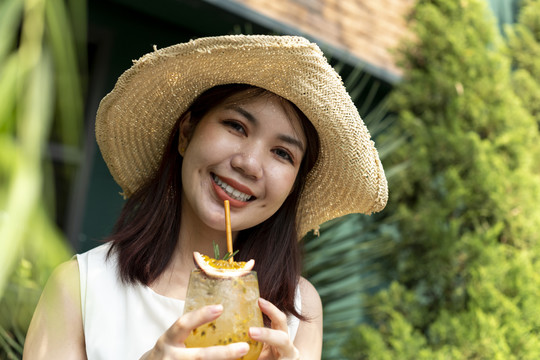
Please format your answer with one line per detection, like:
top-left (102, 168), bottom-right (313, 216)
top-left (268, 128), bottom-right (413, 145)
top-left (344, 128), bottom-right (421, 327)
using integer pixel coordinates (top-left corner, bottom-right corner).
top-left (193, 251), bottom-right (255, 278)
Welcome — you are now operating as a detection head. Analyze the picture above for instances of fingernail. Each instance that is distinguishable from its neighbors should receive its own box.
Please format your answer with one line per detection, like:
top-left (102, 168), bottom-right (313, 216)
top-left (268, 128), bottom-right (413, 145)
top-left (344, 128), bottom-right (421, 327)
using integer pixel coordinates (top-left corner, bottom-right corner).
top-left (258, 298), bottom-right (269, 305)
top-left (230, 342), bottom-right (249, 355)
top-left (249, 327), bottom-right (261, 338)
top-left (208, 304), bottom-right (223, 314)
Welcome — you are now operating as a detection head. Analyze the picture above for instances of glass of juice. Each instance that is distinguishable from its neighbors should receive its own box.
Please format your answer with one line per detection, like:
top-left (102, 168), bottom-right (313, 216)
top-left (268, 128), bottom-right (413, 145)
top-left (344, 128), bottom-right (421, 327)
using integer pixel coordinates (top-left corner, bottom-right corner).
top-left (183, 269), bottom-right (264, 360)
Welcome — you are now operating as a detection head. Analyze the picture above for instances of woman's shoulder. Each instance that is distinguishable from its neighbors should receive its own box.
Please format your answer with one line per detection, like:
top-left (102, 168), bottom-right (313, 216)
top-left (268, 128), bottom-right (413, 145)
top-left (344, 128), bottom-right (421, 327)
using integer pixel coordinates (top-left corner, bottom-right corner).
top-left (293, 277), bottom-right (323, 357)
top-left (298, 276), bottom-right (322, 311)
top-left (41, 258), bottom-right (82, 315)
top-left (47, 258), bottom-right (80, 292)
top-left (23, 259), bottom-right (85, 359)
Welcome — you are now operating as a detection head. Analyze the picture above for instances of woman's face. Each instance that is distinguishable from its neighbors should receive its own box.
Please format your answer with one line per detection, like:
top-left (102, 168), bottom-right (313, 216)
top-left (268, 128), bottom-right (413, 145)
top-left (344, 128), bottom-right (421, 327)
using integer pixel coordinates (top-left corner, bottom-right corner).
top-left (180, 94), bottom-right (307, 233)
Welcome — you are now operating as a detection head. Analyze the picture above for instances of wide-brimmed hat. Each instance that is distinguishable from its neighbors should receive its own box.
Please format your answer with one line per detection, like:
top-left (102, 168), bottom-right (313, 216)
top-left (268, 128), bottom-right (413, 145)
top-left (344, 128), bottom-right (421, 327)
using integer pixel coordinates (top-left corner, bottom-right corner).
top-left (96, 35), bottom-right (388, 238)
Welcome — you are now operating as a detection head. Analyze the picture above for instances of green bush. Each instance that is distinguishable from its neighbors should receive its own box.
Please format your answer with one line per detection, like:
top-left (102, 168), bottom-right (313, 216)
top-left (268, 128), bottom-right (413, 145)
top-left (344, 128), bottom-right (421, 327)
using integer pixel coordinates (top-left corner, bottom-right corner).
top-left (342, 0), bottom-right (540, 358)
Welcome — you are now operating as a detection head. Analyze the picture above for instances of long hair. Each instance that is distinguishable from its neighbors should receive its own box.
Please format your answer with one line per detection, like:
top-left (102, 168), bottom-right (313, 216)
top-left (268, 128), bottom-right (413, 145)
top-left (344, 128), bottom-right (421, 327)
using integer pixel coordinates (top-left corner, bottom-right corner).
top-left (106, 84), bottom-right (319, 320)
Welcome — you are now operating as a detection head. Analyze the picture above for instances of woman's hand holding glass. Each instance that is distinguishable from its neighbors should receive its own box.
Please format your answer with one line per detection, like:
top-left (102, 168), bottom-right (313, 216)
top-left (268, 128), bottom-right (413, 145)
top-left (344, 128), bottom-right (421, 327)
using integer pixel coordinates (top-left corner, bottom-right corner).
top-left (140, 305), bottom-right (250, 360)
top-left (141, 299), bottom-right (303, 360)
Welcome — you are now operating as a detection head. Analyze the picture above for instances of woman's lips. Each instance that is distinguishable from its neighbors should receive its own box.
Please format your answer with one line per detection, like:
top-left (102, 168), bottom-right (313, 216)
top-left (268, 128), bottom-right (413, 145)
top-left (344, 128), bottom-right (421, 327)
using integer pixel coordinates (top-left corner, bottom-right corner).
top-left (211, 173), bottom-right (255, 207)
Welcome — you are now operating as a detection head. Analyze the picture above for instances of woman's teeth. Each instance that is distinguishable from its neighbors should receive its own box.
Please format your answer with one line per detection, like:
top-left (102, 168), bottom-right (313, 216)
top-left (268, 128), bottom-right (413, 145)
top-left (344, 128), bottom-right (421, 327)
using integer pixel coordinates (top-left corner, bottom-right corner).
top-left (212, 174), bottom-right (252, 202)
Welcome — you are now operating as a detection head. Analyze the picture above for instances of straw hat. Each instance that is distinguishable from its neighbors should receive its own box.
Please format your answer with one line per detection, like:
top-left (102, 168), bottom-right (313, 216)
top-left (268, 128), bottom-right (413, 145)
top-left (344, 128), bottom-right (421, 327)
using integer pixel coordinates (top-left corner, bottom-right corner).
top-left (96, 35), bottom-right (388, 238)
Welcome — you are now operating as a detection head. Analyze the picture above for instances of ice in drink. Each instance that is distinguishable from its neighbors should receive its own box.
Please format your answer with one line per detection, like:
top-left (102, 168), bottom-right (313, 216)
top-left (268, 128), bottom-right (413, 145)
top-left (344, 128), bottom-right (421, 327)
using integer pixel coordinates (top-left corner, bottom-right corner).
top-left (184, 269), bottom-right (263, 360)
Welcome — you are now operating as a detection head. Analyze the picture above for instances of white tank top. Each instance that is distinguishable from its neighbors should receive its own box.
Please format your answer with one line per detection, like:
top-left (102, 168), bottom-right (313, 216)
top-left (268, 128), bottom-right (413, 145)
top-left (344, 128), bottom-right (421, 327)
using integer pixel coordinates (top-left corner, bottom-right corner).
top-left (76, 243), bottom-right (300, 360)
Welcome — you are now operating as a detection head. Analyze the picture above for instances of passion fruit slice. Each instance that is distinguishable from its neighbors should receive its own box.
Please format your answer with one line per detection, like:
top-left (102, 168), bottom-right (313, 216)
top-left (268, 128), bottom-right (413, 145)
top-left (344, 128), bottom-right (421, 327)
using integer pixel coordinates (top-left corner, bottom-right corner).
top-left (193, 251), bottom-right (255, 278)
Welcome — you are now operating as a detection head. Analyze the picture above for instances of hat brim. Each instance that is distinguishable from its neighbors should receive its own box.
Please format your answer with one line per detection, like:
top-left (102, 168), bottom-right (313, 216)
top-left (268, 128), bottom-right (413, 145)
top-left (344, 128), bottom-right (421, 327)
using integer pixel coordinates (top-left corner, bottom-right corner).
top-left (96, 35), bottom-right (388, 238)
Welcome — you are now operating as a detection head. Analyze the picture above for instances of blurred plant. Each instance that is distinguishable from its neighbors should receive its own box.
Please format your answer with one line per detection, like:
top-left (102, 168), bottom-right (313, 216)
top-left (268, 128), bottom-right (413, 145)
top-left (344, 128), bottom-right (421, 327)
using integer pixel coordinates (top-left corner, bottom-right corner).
top-left (303, 63), bottom-right (406, 359)
top-left (341, 0), bottom-right (540, 358)
top-left (0, 0), bottom-right (86, 357)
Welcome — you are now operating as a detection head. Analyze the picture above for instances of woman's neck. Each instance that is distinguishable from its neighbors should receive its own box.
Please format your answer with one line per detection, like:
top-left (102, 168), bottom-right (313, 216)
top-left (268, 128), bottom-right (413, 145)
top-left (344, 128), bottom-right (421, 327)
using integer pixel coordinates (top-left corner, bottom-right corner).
top-left (150, 198), bottom-right (239, 300)
top-left (176, 206), bottom-right (229, 260)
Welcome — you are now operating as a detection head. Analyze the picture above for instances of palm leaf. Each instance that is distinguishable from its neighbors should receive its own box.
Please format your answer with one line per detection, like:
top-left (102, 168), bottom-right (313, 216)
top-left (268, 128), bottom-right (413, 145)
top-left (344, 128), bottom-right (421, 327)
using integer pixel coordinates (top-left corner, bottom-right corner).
top-left (303, 64), bottom-right (403, 359)
top-left (0, 0), bottom-right (86, 357)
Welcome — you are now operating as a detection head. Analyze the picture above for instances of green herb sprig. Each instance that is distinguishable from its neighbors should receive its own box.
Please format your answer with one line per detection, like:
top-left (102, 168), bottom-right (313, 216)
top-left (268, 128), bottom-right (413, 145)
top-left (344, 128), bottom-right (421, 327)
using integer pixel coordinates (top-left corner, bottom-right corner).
top-left (213, 241), bottom-right (239, 261)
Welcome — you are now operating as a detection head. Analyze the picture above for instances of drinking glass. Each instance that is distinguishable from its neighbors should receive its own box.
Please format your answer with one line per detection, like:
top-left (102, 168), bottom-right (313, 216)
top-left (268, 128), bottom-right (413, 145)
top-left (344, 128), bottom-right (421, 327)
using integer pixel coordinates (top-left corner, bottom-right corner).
top-left (183, 269), bottom-right (264, 359)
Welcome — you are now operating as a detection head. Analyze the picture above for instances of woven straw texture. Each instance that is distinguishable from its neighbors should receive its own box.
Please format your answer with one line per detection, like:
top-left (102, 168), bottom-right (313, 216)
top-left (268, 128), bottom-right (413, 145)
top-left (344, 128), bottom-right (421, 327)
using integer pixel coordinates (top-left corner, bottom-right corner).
top-left (95, 35), bottom-right (388, 238)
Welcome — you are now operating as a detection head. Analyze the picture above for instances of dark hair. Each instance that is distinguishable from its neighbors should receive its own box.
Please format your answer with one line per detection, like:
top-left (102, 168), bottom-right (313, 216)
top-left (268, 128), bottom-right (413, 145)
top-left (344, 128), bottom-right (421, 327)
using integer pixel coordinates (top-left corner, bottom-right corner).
top-left (107, 84), bottom-right (320, 321)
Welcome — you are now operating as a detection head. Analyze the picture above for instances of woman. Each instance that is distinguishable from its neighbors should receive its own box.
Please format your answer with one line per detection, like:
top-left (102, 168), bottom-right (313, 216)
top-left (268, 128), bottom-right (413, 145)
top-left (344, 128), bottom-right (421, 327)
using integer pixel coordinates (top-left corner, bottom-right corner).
top-left (23, 35), bottom-right (388, 359)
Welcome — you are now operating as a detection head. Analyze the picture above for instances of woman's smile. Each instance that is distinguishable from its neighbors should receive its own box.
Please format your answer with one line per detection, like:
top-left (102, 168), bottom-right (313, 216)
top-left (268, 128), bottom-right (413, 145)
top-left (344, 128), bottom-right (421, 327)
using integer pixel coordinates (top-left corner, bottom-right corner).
top-left (179, 94), bottom-right (306, 233)
top-left (211, 173), bottom-right (255, 206)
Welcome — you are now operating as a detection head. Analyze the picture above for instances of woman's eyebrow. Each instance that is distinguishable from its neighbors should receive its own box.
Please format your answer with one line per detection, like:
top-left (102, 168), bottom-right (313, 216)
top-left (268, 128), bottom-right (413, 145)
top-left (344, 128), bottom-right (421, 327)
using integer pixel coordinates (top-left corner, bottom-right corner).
top-left (226, 105), bottom-right (305, 152)
top-left (226, 105), bottom-right (258, 124)
top-left (278, 134), bottom-right (305, 153)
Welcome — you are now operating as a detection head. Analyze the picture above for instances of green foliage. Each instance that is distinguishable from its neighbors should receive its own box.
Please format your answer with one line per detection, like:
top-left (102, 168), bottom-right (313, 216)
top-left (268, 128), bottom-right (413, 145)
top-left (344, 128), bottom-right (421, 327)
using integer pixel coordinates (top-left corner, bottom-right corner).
top-left (0, 0), bottom-right (85, 357)
top-left (342, 0), bottom-right (540, 358)
top-left (303, 215), bottom-right (398, 359)
top-left (0, 207), bottom-right (71, 359)
top-left (345, 246), bottom-right (540, 360)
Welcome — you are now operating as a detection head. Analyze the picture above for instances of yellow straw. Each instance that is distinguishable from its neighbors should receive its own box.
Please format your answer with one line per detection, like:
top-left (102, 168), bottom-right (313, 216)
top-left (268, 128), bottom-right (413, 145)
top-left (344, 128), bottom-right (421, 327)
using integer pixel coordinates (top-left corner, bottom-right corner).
top-left (224, 200), bottom-right (233, 263)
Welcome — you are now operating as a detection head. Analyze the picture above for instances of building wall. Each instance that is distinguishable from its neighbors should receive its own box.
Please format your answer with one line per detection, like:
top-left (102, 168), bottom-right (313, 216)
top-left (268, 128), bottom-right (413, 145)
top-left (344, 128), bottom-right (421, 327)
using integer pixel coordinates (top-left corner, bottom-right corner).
top-left (232, 0), bottom-right (414, 77)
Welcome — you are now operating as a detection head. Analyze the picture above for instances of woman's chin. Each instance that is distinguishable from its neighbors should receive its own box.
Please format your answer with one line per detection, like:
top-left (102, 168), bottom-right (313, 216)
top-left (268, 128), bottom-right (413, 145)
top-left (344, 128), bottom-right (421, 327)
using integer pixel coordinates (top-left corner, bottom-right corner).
top-left (201, 215), bottom-right (256, 234)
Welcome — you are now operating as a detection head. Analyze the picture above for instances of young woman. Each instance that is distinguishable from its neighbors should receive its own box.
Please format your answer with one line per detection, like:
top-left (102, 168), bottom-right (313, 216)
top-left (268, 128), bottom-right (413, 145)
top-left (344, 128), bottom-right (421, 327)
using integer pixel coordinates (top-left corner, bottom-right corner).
top-left (23, 35), bottom-right (388, 360)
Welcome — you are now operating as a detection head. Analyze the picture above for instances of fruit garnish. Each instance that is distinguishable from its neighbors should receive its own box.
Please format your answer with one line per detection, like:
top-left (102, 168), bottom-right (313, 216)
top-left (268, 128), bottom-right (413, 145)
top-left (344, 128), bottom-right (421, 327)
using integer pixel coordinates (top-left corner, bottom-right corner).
top-left (193, 251), bottom-right (254, 278)
top-left (193, 200), bottom-right (254, 278)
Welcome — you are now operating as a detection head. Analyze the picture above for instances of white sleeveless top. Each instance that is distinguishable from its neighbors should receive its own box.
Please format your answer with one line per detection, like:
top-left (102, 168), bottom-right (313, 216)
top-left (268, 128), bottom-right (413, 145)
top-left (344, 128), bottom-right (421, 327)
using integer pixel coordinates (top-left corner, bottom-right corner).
top-left (76, 243), bottom-right (300, 360)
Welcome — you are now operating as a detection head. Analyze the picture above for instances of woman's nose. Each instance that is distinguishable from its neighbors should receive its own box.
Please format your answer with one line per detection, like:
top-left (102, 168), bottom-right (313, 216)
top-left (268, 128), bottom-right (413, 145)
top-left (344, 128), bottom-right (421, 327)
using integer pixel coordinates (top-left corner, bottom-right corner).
top-left (231, 150), bottom-right (263, 180)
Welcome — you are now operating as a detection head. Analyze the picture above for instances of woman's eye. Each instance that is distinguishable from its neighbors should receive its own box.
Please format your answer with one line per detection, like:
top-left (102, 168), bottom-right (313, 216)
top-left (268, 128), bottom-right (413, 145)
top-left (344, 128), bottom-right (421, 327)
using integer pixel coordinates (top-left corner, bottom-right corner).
top-left (273, 148), bottom-right (294, 164)
top-left (223, 120), bottom-right (246, 134)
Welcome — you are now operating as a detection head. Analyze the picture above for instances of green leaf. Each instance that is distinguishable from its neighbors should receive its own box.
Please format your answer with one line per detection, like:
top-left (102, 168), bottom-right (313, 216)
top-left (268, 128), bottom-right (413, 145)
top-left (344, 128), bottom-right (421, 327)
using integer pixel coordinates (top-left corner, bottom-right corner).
top-left (223, 250), bottom-right (239, 262)
top-left (213, 241), bottom-right (220, 259)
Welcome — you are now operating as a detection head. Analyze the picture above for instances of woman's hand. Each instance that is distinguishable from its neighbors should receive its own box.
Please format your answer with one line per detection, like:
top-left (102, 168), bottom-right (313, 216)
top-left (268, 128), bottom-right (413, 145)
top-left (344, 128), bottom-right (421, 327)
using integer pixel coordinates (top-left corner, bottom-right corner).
top-left (141, 305), bottom-right (250, 360)
top-left (249, 298), bottom-right (300, 360)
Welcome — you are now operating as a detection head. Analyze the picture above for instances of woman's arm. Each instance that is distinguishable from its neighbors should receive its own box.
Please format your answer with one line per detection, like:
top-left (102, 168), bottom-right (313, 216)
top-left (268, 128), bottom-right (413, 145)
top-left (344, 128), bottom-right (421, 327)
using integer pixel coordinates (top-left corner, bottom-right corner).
top-left (23, 259), bottom-right (87, 360)
top-left (293, 277), bottom-right (323, 359)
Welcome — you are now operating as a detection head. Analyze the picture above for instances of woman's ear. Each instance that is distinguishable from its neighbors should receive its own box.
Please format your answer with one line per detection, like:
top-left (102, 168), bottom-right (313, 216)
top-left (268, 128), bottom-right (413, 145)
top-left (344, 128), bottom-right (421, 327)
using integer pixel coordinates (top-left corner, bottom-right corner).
top-left (178, 111), bottom-right (194, 156)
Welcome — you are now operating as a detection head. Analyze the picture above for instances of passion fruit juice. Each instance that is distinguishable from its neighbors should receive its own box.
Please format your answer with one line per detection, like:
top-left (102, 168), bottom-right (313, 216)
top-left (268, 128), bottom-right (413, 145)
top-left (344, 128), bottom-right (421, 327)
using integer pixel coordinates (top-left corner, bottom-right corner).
top-left (183, 270), bottom-right (263, 360)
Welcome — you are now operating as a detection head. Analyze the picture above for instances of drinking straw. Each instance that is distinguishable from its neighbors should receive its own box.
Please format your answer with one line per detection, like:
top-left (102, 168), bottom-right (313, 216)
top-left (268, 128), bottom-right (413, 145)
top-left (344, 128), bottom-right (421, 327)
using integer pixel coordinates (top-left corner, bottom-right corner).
top-left (224, 200), bottom-right (234, 263)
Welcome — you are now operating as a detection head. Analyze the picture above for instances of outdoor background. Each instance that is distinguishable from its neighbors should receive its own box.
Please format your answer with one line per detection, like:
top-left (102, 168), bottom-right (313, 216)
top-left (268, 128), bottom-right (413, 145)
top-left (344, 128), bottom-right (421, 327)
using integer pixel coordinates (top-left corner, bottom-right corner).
top-left (1, 0), bottom-right (539, 359)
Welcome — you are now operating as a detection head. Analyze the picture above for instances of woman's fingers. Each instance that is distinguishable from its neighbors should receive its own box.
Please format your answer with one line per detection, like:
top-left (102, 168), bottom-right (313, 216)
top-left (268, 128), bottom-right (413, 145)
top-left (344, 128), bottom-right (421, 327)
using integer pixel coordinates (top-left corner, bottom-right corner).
top-left (249, 327), bottom-right (299, 360)
top-left (251, 298), bottom-right (300, 360)
top-left (165, 304), bottom-right (223, 344)
top-left (175, 343), bottom-right (250, 359)
top-left (144, 305), bottom-right (252, 359)
top-left (258, 298), bottom-right (289, 332)
top-left (146, 342), bottom-right (249, 360)
top-left (249, 326), bottom-right (289, 348)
